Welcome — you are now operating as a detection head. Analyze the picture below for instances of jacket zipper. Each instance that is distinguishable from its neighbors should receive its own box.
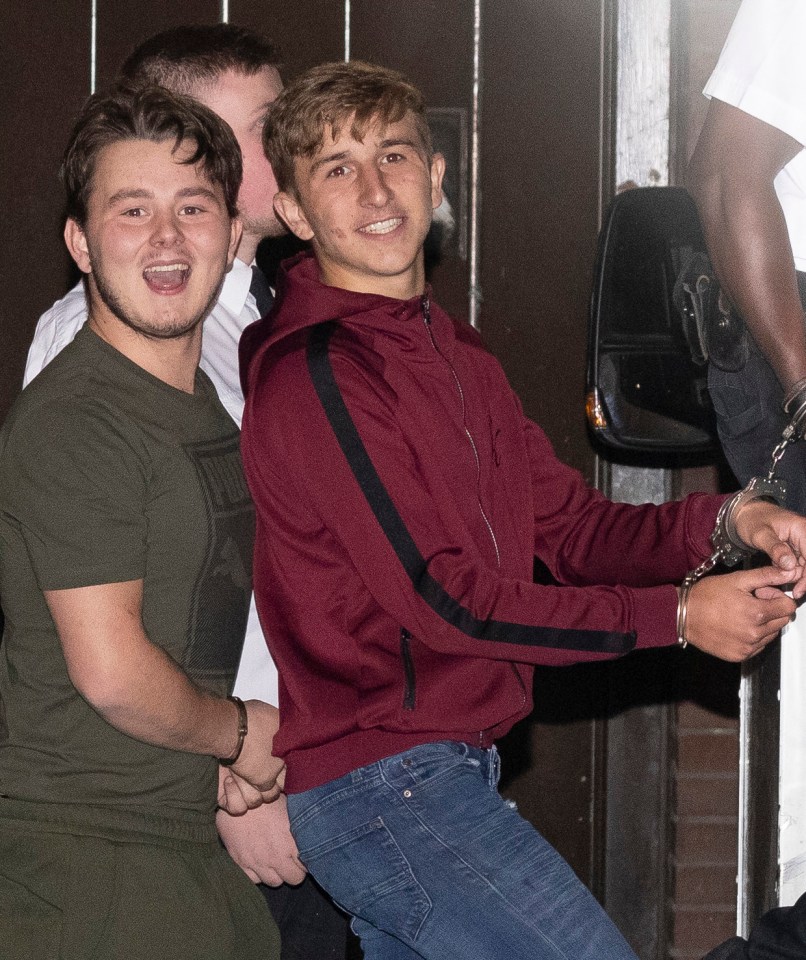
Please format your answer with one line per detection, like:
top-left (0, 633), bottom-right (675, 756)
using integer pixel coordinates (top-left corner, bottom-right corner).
top-left (420, 295), bottom-right (501, 567)
top-left (419, 296), bottom-right (525, 744)
top-left (400, 628), bottom-right (417, 710)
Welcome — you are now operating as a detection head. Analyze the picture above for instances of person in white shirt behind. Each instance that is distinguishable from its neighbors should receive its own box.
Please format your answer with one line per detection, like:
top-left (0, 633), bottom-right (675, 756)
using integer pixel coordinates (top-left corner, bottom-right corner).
top-left (688, 0), bottom-right (806, 509)
top-left (689, 2), bottom-right (806, 957)
top-left (23, 23), bottom-right (348, 960)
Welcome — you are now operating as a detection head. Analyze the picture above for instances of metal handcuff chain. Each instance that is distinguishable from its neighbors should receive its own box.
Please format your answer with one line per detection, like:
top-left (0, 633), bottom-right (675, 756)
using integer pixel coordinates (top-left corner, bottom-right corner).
top-left (676, 422), bottom-right (797, 648)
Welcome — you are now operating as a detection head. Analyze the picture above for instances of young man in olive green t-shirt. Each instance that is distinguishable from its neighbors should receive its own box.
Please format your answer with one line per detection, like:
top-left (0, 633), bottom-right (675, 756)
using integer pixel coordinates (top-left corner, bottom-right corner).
top-left (0, 86), bottom-right (281, 960)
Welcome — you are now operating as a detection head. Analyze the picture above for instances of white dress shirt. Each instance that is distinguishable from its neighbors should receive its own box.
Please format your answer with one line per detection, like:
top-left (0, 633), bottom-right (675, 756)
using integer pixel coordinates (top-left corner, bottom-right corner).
top-left (24, 258), bottom-right (279, 705)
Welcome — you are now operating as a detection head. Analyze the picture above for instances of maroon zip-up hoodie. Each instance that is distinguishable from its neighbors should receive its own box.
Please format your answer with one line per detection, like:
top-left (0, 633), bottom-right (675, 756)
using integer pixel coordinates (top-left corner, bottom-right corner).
top-left (240, 252), bottom-right (722, 793)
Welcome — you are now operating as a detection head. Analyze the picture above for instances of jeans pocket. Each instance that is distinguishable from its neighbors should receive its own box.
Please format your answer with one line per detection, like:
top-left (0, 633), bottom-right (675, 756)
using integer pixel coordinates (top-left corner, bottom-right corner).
top-left (295, 816), bottom-right (432, 942)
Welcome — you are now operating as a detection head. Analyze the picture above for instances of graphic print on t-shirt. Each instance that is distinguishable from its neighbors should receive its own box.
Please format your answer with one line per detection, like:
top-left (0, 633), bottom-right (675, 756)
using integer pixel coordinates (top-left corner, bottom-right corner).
top-left (182, 435), bottom-right (255, 692)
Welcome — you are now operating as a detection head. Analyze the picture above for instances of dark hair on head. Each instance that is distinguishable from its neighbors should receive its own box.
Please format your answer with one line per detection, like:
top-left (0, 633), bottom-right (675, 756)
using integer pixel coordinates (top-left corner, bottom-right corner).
top-left (263, 60), bottom-right (432, 195)
top-left (61, 83), bottom-right (243, 225)
top-left (120, 23), bottom-right (281, 95)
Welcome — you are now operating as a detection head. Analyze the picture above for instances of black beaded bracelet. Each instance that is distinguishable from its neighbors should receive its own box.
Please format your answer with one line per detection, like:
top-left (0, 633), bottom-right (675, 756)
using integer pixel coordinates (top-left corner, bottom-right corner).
top-left (219, 695), bottom-right (248, 767)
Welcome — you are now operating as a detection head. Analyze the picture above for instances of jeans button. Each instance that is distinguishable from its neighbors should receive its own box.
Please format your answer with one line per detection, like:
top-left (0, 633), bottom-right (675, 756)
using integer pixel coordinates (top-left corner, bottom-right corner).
top-left (403, 789), bottom-right (412, 799)
top-left (402, 758), bottom-right (411, 767)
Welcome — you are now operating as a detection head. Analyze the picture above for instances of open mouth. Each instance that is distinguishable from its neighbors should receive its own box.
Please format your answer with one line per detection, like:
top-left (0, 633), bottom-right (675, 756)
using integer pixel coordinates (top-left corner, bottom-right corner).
top-left (359, 217), bottom-right (403, 236)
top-left (143, 262), bottom-right (190, 293)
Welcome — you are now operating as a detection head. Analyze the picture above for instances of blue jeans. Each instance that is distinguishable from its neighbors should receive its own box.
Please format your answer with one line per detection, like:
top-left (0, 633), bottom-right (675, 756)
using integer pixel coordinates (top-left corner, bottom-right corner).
top-left (286, 741), bottom-right (638, 960)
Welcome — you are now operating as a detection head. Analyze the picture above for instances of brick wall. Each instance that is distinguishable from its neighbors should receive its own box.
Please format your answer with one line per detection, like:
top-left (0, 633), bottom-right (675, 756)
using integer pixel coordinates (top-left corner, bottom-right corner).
top-left (669, 449), bottom-right (743, 957)
top-left (668, 5), bottom-right (744, 954)
top-left (671, 691), bottom-right (741, 958)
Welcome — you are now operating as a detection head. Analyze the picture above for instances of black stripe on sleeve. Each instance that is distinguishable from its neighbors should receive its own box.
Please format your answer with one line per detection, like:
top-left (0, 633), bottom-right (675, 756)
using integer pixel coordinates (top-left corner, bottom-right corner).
top-left (307, 322), bottom-right (635, 655)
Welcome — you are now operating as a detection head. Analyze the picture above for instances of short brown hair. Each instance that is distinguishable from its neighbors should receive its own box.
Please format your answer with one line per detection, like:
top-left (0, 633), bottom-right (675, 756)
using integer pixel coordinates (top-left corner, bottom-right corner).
top-left (120, 23), bottom-right (281, 96)
top-left (62, 84), bottom-right (243, 225)
top-left (263, 60), bottom-right (432, 195)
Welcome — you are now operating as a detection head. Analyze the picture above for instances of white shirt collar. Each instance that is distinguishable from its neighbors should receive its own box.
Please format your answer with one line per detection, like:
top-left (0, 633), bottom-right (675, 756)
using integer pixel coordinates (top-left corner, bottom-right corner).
top-left (218, 257), bottom-right (254, 318)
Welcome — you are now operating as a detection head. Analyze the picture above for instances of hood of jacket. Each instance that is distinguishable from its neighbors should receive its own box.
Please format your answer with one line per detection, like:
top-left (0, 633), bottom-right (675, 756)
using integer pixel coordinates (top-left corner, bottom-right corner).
top-left (240, 251), bottom-right (458, 399)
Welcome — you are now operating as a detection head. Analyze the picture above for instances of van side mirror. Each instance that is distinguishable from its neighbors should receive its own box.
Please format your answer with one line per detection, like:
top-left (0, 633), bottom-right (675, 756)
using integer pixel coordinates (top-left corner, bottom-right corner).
top-left (585, 187), bottom-right (719, 455)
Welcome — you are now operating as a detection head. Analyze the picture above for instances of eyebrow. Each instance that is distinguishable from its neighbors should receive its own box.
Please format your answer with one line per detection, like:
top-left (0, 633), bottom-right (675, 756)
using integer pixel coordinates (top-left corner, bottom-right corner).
top-left (379, 138), bottom-right (422, 153)
top-left (310, 138), bottom-right (424, 175)
top-left (310, 150), bottom-right (350, 175)
top-left (106, 186), bottom-right (221, 207)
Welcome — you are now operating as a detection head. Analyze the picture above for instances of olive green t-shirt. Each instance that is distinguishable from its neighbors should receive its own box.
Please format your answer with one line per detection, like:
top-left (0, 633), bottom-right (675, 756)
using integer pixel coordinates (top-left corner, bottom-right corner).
top-left (0, 327), bottom-right (255, 823)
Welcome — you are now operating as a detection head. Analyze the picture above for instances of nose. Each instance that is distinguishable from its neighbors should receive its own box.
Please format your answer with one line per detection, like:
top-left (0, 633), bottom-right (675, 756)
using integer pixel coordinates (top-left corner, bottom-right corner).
top-left (357, 165), bottom-right (391, 208)
top-left (150, 209), bottom-right (184, 246)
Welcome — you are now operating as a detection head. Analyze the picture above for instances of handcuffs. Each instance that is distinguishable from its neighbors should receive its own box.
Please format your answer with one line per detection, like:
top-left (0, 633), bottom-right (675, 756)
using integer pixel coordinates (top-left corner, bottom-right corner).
top-left (675, 384), bottom-right (806, 647)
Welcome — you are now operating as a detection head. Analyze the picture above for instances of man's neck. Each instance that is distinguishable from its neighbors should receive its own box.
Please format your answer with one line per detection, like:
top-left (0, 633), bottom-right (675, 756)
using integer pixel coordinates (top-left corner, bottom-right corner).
top-left (236, 235), bottom-right (259, 266)
top-left (317, 261), bottom-right (426, 302)
top-left (88, 312), bottom-right (202, 394)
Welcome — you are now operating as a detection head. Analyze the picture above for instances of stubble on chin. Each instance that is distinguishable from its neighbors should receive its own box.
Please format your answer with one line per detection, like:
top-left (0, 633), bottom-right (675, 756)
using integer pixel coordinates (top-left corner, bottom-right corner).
top-left (89, 267), bottom-right (222, 342)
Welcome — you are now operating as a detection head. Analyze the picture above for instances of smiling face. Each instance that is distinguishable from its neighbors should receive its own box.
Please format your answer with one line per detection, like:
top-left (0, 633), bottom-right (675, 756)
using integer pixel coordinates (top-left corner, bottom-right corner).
top-left (65, 137), bottom-right (241, 343)
top-left (274, 111), bottom-right (444, 300)
top-left (195, 66), bottom-right (284, 260)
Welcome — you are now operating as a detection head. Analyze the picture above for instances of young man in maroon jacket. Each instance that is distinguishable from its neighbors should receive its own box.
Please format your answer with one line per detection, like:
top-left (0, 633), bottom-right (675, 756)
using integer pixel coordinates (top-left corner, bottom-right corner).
top-left (237, 61), bottom-right (806, 960)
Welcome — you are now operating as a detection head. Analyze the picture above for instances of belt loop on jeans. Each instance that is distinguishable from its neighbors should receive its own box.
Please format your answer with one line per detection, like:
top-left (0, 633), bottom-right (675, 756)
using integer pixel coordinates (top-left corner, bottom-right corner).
top-left (351, 759), bottom-right (384, 785)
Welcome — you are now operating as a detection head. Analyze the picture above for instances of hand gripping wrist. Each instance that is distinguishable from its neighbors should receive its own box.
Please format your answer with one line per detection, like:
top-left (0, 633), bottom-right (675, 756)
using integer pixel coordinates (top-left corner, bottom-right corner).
top-left (711, 476), bottom-right (786, 568)
top-left (219, 695), bottom-right (248, 767)
top-left (677, 474), bottom-right (787, 649)
top-left (783, 377), bottom-right (806, 439)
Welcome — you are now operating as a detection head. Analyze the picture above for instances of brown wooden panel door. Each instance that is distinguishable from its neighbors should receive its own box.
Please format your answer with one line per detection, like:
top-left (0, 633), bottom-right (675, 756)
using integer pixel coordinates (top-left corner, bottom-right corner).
top-left (480, 0), bottom-right (608, 892)
top-left (351, 0), bottom-right (474, 320)
top-left (0, 1), bottom-right (91, 421)
top-left (94, 0), bottom-right (220, 91)
top-left (230, 1), bottom-right (347, 279)
top-left (482, 0), bottom-right (604, 479)
top-left (230, 0), bottom-right (346, 78)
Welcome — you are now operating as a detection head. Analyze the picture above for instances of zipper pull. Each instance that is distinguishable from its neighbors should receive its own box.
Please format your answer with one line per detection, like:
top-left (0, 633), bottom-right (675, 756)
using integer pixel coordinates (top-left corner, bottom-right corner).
top-left (421, 294), bottom-right (431, 325)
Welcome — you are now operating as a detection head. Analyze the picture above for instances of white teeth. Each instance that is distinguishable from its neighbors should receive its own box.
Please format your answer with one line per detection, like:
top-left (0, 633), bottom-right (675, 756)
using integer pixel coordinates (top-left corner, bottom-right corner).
top-left (144, 264), bottom-right (189, 274)
top-left (361, 218), bottom-right (402, 235)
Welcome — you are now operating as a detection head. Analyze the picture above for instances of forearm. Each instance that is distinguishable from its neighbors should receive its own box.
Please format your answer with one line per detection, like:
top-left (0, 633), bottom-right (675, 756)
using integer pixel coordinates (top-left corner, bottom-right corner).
top-left (525, 419), bottom-right (723, 586)
top-left (85, 637), bottom-right (240, 759)
top-left (75, 628), bottom-right (282, 796)
top-left (687, 99), bottom-right (806, 390)
top-left (694, 171), bottom-right (806, 388)
top-left (46, 580), bottom-right (241, 760)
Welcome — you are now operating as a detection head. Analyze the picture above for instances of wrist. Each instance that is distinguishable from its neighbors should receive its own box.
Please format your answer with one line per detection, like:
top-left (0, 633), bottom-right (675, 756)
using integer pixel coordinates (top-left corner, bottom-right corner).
top-left (712, 477), bottom-right (785, 565)
top-left (218, 695), bottom-right (248, 767)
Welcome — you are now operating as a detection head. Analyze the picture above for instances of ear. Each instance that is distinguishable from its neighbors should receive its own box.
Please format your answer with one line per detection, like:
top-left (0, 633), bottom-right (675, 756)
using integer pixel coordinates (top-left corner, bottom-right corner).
top-left (227, 216), bottom-right (243, 269)
top-left (64, 218), bottom-right (92, 274)
top-left (429, 152), bottom-right (446, 211)
top-left (274, 191), bottom-right (315, 242)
